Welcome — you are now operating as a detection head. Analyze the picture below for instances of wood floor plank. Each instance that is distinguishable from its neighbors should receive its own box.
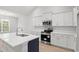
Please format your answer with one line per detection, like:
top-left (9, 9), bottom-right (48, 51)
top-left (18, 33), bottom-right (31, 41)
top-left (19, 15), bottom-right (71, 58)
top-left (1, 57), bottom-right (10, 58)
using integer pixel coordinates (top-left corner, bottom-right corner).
top-left (39, 42), bottom-right (73, 52)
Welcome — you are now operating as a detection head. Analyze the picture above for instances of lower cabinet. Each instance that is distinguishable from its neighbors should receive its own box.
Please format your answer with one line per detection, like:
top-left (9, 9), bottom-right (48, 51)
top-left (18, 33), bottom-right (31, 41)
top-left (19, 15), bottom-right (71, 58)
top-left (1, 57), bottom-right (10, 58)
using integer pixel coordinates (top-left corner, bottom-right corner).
top-left (51, 35), bottom-right (67, 48)
top-left (67, 37), bottom-right (76, 50)
top-left (28, 38), bottom-right (39, 52)
top-left (51, 33), bottom-right (76, 50)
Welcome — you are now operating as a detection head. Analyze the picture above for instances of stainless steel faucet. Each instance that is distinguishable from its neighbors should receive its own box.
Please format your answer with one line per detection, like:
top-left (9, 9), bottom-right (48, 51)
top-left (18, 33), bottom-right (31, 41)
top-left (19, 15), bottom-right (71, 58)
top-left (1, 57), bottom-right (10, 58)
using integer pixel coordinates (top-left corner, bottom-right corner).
top-left (16, 27), bottom-right (24, 35)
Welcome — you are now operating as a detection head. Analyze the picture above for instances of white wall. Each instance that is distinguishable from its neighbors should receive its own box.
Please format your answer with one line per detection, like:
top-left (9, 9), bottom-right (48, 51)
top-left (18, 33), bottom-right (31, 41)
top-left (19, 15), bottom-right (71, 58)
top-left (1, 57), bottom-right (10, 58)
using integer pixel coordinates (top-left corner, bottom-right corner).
top-left (76, 14), bottom-right (79, 51)
top-left (10, 17), bottom-right (18, 32)
top-left (18, 14), bottom-right (33, 34)
top-left (0, 9), bottom-right (32, 33)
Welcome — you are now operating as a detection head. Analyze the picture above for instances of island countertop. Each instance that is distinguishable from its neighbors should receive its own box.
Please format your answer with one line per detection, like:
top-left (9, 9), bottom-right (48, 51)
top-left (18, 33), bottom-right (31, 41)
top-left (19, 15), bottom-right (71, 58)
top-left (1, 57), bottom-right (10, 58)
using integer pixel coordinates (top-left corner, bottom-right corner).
top-left (0, 33), bottom-right (39, 47)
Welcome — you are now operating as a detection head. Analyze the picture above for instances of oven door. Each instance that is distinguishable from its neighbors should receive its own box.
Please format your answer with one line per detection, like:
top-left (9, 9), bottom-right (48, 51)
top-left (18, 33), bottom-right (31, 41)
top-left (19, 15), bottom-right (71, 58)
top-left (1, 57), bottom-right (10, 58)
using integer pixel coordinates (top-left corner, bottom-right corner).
top-left (41, 34), bottom-right (50, 42)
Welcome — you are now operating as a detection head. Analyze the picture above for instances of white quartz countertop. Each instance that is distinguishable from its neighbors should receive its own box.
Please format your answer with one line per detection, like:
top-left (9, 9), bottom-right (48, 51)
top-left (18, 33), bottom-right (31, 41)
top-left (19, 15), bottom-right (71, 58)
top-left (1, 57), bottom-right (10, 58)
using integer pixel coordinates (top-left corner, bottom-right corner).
top-left (0, 33), bottom-right (39, 47)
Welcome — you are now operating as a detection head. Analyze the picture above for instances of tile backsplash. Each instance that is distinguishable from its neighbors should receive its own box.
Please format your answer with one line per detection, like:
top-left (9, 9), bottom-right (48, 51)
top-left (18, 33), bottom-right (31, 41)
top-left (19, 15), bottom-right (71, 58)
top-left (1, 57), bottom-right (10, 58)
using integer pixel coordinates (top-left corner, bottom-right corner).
top-left (53, 26), bottom-right (77, 34)
top-left (33, 26), bottom-right (77, 34)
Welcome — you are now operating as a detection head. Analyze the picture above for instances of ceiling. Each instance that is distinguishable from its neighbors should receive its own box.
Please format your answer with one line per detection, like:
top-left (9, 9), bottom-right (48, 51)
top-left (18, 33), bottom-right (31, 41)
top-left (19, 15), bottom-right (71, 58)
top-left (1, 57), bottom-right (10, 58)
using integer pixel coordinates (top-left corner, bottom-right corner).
top-left (0, 6), bottom-right (37, 15)
top-left (0, 6), bottom-right (74, 16)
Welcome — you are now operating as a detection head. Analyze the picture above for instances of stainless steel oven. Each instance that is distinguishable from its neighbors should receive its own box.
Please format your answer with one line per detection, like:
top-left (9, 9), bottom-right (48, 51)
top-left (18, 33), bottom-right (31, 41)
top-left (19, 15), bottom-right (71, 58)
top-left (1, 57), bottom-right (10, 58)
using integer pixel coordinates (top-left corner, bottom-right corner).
top-left (41, 32), bottom-right (51, 44)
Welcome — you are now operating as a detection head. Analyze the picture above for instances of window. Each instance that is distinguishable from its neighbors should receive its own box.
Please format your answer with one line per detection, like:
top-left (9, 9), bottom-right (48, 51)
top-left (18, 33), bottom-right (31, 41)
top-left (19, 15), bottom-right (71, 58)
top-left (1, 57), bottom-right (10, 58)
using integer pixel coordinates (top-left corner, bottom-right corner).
top-left (0, 19), bottom-right (10, 32)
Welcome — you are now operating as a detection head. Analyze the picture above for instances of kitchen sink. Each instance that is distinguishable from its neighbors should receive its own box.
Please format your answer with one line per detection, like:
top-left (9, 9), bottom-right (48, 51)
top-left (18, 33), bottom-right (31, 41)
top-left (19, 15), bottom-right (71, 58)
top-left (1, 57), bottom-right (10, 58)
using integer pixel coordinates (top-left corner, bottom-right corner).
top-left (17, 34), bottom-right (28, 37)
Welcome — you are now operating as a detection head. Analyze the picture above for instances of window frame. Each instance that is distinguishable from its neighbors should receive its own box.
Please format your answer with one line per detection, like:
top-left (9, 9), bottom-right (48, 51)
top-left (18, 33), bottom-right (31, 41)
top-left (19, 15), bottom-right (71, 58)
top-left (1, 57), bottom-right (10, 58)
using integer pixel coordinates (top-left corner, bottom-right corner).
top-left (0, 19), bottom-right (10, 33)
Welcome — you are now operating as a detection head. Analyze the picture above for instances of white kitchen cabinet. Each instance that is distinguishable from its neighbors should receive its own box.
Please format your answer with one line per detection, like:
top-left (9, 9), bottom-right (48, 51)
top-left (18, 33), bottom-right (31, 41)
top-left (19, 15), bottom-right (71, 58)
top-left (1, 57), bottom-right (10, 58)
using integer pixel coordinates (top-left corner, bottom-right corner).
top-left (52, 11), bottom-right (75, 26)
top-left (32, 12), bottom-right (53, 26)
top-left (33, 7), bottom-right (77, 26)
top-left (51, 34), bottom-right (67, 48)
top-left (51, 33), bottom-right (76, 50)
top-left (51, 34), bottom-right (59, 45)
top-left (33, 11), bottom-right (76, 26)
top-left (57, 35), bottom-right (67, 48)
top-left (67, 36), bottom-right (76, 50)
top-left (73, 7), bottom-right (78, 26)
top-left (52, 13), bottom-right (64, 26)
top-left (63, 12), bottom-right (73, 26)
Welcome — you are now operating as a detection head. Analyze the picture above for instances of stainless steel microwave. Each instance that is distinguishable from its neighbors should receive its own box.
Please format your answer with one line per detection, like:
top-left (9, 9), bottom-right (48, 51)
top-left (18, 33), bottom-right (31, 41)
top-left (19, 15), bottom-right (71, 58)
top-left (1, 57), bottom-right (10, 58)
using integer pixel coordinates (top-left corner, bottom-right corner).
top-left (42, 20), bottom-right (52, 25)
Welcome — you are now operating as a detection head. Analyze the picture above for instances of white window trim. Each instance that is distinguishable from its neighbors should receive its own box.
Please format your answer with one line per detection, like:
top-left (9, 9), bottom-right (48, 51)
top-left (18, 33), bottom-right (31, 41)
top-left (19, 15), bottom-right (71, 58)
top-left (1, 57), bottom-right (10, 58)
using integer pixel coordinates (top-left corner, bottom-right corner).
top-left (0, 19), bottom-right (10, 33)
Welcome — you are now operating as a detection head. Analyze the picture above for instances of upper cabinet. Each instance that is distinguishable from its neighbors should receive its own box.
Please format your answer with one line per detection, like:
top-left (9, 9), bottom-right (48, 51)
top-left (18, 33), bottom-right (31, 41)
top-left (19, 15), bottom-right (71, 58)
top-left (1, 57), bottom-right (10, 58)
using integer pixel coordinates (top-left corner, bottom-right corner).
top-left (52, 12), bottom-right (64, 26)
top-left (32, 7), bottom-right (77, 26)
top-left (32, 12), bottom-right (52, 27)
top-left (52, 11), bottom-right (74, 26)
top-left (63, 12), bottom-right (73, 26)
top-left (73, 7), bottom-right (78, 26)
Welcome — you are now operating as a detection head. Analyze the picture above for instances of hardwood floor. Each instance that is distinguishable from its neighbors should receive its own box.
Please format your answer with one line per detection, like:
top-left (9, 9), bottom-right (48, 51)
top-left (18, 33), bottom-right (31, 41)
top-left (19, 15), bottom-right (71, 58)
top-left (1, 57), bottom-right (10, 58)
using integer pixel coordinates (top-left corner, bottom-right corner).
top-left (39, 42), bottom-right (73, 52)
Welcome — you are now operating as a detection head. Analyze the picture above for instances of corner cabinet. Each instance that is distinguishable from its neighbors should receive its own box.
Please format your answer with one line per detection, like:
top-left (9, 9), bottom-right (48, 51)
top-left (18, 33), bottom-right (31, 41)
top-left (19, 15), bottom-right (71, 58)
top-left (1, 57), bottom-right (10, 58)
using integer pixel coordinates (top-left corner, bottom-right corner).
top-left (52, 11), bottom-right (76, 26)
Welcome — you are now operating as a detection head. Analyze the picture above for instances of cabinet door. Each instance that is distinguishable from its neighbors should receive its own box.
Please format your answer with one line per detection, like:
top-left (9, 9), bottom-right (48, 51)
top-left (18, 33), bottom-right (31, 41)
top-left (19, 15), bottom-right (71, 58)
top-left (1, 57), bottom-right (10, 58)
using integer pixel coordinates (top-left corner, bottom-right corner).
top-left (52, 15), bottom-right (58, 26)
top-left (51, 38), bottom-right (60, 46)
top-left (67, 36), bottom-right (76, 50)
top-left (51, 34), bottom-right (59, 45)
top-left (56, 13), bottom-right (64, 26)
top-left (52, 13), bottom-right (64, 26)
top-left (52, 12), bottom-right (73, 26)
top-left (58, 35), bottom-right (67, 48)
top-left (63, 12), bottom-right (73, 26)
top-left (73, 7), bottom-right (77, 26)
top-left (51, 34), bottom-right (67, 48)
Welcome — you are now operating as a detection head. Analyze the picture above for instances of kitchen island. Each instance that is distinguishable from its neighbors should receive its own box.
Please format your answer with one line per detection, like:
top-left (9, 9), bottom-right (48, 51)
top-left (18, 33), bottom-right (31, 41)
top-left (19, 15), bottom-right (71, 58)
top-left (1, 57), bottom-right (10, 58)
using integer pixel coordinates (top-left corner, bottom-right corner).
top-left (0, 33), bottom-right (39, 52)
